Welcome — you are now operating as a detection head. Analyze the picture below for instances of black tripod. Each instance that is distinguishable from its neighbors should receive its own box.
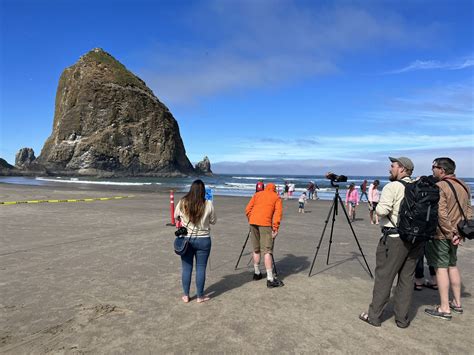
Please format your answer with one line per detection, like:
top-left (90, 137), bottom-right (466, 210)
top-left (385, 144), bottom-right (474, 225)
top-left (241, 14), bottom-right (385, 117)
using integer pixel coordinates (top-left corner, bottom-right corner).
top-left (235, 230), bottom-right (278, 276)
top-left (308, 183), bottom-right (373, 278)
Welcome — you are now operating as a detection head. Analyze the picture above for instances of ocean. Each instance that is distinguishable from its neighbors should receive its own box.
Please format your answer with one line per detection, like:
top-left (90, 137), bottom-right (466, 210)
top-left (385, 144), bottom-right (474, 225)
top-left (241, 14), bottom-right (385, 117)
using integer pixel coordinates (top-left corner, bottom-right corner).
top-left (1, 174), bottom-right (473, 202)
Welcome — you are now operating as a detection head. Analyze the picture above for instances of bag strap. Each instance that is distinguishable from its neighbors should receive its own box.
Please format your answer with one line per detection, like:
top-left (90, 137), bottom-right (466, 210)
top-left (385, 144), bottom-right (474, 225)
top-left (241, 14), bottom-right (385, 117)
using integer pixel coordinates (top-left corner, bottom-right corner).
top-left (445, 177), bottom-right (470, 197)
top-left (177, 203), bottom-right (197, 238)
top-left (189, 225), bottom-right (197, 238)
top-left (442, 179), bottom-right (468, 222)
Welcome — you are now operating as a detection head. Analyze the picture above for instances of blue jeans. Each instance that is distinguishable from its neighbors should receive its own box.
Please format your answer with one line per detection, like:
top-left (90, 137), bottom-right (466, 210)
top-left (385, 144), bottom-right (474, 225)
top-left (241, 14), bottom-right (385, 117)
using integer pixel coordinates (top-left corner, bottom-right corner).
top-left (181, 237), bottom-right (211, 297)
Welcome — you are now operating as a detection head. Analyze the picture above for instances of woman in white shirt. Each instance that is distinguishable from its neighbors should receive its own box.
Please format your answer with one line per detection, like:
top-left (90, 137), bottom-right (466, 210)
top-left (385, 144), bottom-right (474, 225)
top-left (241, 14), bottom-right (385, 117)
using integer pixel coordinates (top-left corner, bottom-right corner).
top-left (174, 180), bottom-right (216, 303)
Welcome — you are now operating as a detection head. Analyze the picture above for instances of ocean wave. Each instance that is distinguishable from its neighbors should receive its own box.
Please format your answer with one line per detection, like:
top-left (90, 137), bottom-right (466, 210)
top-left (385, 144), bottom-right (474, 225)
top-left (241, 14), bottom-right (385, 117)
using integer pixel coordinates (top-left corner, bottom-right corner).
top-left (35, 177), bottom-right (159, 186)
top-left (232, 176), bottom-right (277, 180)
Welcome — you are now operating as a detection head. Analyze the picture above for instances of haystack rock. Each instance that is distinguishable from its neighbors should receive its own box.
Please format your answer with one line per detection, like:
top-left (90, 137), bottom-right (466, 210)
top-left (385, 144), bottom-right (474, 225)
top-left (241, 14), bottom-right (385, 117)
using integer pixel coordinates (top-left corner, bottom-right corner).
top-left (194, 156), bottom-right (213, 176)
top-left (15, 147), bottom-right (36, 168)
top-left (37, 48), bottom-right (194, 176)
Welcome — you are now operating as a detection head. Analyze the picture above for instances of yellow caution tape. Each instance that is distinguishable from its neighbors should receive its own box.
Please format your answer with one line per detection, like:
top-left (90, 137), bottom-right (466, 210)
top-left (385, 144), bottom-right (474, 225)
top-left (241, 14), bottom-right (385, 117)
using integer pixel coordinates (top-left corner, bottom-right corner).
top-left (0, 196), bottom-right (134, 205)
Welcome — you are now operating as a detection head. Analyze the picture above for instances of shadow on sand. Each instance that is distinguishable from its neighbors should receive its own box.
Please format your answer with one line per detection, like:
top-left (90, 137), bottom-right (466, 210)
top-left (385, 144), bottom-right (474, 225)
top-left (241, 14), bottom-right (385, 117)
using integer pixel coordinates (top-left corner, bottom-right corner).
top-left (205, 253), bottom-right (310, 299)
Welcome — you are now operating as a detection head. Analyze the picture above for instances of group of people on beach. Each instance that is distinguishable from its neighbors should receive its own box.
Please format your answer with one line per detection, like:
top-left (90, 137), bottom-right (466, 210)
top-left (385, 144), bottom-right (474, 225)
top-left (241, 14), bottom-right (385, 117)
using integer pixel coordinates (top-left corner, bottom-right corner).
top-left (172, 156), bottom-right (472, 330)
top-left (344, 179), bottom-right (380, 223)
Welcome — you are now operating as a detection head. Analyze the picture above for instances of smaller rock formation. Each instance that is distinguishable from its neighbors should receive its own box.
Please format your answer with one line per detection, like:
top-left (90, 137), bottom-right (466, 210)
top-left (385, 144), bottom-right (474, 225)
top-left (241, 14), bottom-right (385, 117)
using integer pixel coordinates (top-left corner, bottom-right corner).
top-left (194, 156), bottom-right (213, 176)
top-left (0, 158), bottom-right (17, 176)
top-left (15, 148), bottom-right (36, 168)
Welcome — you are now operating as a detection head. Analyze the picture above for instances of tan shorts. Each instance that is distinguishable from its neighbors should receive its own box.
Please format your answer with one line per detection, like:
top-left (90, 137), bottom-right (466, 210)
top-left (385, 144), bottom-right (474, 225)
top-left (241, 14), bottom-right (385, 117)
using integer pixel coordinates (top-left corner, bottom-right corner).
top-left (250, 225), bottom-right (273, 254)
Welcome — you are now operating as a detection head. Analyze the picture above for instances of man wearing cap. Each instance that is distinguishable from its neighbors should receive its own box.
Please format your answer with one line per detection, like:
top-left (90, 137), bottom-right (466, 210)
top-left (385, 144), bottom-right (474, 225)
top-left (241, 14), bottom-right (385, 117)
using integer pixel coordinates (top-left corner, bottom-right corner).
top-left (359, 156), bottom-right (424, 328)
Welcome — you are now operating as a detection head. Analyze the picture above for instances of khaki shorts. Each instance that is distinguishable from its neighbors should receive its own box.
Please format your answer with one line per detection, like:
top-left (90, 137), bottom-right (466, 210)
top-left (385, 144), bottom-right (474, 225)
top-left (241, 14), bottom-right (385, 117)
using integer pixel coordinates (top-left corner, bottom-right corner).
top-left (426, 239), bottom-right (458, 268)
top-left (250, 225), bottom-right (273, 254)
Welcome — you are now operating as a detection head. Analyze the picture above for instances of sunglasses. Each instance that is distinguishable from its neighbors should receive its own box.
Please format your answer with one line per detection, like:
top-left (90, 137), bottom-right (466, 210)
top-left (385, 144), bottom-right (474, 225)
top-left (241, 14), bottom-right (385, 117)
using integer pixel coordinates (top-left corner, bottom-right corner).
top-left (432, 165), bottom-right (443, 170)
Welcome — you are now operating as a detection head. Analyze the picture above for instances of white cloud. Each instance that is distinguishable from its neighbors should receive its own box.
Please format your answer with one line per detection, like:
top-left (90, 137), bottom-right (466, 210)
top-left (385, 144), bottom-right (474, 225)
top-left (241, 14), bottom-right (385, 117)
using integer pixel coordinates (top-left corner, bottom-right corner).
top-left (388, 57), bottom-right (474, 74)
top-left (363, 80), bottom-right (474, 132)
top-left (138, 3), bottom-right (438, 104)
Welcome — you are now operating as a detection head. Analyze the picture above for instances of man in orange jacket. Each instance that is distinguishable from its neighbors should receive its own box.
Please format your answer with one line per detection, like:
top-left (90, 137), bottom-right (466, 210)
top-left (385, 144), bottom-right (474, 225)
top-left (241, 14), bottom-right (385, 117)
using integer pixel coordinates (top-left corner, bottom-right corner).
top-left (245, 183), bottom-right (284, 288)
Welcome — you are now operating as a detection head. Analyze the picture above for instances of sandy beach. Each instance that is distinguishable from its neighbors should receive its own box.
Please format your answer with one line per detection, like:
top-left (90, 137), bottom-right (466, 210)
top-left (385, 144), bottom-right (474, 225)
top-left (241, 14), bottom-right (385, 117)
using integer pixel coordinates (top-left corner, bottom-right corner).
top-left (1, 183), bottom-right (473, 354)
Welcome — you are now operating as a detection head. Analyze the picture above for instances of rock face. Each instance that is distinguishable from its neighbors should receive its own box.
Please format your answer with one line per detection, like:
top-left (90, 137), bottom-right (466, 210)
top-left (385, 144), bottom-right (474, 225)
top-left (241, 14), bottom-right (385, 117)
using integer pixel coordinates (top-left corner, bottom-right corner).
top-left (15, 148), bottom-right (36, 168)
top-left (0, 158), bottom-right (18, 176)
top-left (37, 48), bottom-right (194, 176)
top-left (194, 156), bottom-right (213, 176)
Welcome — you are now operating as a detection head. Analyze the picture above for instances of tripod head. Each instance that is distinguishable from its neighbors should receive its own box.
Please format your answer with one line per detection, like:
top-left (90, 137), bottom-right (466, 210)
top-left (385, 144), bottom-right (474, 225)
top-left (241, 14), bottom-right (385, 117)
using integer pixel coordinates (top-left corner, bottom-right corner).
top-left (326, 172), bottom-right (348, 191)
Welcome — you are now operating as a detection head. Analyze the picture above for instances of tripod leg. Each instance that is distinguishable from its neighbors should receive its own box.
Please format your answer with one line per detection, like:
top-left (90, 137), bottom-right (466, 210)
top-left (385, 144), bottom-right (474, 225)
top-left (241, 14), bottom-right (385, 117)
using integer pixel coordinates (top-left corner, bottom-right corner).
top-left (326, 200), bottom-right (338, 265)
top-left (337, 195), bottom-right (374, 278)
top-left (271, 253), bottom-right (278, 276)
top-left (235, 231), bottom-right (250, 270)
top-left (271, 239), bottom-right (278, 276)
top-left (308, 197), bottom-right (336, 276)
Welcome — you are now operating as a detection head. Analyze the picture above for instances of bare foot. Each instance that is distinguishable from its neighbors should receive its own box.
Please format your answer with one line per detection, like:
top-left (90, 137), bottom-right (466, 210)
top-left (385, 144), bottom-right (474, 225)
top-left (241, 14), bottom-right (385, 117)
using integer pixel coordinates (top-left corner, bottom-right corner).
top-left (182, 295), bottom-right (190, 303)
top-left (197, 296), bottom-right (210, 303)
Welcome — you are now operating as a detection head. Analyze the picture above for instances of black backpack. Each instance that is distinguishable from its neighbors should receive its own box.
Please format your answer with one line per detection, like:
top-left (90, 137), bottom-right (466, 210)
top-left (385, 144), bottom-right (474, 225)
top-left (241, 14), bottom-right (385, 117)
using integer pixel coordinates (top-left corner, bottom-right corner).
top-left (396, 176), bottom-right (440, 243)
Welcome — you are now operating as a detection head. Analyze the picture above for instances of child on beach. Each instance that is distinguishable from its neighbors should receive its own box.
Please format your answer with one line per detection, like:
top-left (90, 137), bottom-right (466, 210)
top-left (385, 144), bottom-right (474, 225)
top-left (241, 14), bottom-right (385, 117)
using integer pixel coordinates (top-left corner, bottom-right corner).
top-left (298, 192), bottom-right (307, 213)
top-left (345, 183), bottom-right (359, 221)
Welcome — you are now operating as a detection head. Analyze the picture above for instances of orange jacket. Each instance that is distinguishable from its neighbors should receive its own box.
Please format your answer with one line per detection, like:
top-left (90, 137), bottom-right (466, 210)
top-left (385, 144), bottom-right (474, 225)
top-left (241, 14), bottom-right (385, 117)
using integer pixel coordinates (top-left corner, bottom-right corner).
top-left (245, 183), bottom-right (283, 231)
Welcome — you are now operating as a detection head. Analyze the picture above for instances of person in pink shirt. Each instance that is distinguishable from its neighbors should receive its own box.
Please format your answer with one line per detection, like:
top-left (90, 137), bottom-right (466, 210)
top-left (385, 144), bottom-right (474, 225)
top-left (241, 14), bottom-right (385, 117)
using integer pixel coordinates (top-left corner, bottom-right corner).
top-left (345, 183), bottom-right (359, 222)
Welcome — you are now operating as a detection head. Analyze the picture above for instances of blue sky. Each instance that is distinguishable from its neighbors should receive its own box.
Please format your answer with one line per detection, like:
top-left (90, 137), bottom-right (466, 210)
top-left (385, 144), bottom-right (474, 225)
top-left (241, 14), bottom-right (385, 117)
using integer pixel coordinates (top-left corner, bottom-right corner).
top-left (1, 0), bottom-right (473, 176)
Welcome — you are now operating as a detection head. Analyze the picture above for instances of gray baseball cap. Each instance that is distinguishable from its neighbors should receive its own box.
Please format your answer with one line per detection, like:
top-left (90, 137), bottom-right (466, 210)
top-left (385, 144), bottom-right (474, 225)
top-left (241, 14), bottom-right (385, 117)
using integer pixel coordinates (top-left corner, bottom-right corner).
top-left (389, 156), bottom-right (414, 172)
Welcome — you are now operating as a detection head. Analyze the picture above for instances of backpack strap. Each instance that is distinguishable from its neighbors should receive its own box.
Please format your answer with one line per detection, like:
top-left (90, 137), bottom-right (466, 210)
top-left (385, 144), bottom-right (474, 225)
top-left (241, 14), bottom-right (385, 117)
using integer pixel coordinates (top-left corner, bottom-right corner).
top-left (384, 180), bottom-right (409, 226)
top-left (442, 179), bottom-right (469, 222)
top-left (397, 180), bottom-right (408, 186)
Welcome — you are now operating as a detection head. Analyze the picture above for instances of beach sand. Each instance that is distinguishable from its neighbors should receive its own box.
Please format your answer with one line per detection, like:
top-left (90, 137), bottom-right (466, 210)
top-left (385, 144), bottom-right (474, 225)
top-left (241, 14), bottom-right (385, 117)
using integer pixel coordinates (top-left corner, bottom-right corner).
top-left (1, 183), bottom-right (473, 353)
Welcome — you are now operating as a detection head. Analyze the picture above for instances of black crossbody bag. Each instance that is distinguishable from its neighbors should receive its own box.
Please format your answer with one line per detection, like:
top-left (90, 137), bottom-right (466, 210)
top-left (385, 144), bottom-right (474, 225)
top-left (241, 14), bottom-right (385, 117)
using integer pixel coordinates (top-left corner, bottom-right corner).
top-left (173, 221), bottom-right (197, 255)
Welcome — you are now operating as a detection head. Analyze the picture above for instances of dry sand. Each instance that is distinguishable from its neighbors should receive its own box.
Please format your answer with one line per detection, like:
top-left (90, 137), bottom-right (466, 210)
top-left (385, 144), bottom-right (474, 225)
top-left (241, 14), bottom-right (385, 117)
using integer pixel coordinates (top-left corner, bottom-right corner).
top-left (0, 183), bottom-right (473, 354)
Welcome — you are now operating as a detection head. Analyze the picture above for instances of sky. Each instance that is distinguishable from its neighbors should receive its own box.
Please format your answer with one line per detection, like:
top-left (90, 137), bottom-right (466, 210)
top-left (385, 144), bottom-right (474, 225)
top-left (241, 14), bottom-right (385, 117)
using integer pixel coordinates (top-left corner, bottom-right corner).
top-left (1, 0), bottom-right (473, 177)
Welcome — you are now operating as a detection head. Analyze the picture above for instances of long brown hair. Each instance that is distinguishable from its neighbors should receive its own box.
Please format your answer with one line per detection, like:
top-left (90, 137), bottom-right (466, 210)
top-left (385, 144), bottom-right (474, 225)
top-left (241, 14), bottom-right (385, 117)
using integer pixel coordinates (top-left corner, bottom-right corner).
top-left (181, 179), bottom-right (206, 224)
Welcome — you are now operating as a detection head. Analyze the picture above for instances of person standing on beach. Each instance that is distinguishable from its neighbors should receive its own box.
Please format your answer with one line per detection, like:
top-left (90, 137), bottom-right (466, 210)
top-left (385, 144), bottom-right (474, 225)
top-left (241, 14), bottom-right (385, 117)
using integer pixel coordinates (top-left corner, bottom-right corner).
top-left (288, 182), bottom-right (295, 198)
top-left (359, 157), bottom-right (423, 328)
top-left (283, 182), bottom-right (289, 200)
top-left (245, 183), bottom-right (284, 288)
top-left (359, 180), bottom-right (368, 202)
top-left (313, 182), bottom-right (320, 200)
top-left (174, 179), bottom-right (216, 303)
top-left (256, 180), bottom-right (265, 192)
top-left (345, 183), bottom-right (359, 222)
top-left (425, 157), bottom-right (472, 320)
top-left (368, 180), bottom-right (380, 225)
top-left (307, 181), bottom-right (315, 200)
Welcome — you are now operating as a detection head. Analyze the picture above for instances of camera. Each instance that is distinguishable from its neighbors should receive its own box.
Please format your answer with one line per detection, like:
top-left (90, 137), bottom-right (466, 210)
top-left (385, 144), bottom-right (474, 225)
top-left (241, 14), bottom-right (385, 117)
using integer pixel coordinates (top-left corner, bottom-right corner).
top-left (175, 227), bottom-right (188, 237)
top-left (325, 172), bottom-right (348, 183)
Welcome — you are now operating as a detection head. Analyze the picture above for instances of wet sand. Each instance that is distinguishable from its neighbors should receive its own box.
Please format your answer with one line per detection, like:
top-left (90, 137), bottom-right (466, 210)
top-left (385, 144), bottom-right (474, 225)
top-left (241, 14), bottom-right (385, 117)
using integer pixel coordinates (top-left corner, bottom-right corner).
top-left (1, 183), bottom-right (473, 353)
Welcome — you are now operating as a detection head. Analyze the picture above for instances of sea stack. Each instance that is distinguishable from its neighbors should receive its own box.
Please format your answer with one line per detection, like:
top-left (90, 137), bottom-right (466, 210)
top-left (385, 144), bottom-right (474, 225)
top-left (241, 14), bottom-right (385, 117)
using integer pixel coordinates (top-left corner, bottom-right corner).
top-left (195, 156), bottom-right (213, 176)
top-left (36, 48), bottom-right (194, 177)
top-left (15, 148), bottom-right (36, 168)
